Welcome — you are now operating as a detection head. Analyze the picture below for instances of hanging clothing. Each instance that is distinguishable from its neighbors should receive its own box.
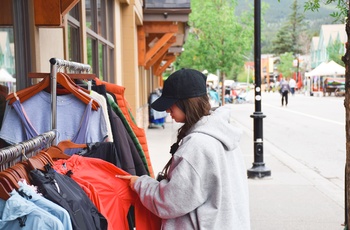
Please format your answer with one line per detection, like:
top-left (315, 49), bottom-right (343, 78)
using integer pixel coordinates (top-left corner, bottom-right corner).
top-left (91, 85), bottom-right (140, 175)
top-left (0, 190), bottom-right (65, 230)
top-left (108, 110), bottom-right (148, 176)
top-left (94, 78), bottom-right (155, 178)
top-left (88, 90), bottom-right (113, 142)
top-left (18, 181), bottom-right (73, 230)
top-left (53, 155), bottom-right (161, 230)
top-left (30, 165), bottom-right (108, 230)
top-left (107, 94), bottom-right (149, 175)
top-left (78, 141), bottom-right (122, 169)
top-left (0, 91), bottom-right (108, 145)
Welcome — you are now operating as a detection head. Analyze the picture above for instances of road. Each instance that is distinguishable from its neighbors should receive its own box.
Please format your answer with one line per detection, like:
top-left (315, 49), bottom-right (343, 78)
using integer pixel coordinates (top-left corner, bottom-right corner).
top-left (231, 91), bottom-right (346, 193)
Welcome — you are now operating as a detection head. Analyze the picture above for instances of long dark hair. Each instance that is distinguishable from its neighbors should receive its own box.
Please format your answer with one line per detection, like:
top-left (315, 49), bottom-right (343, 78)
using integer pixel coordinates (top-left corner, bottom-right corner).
top-left (160, 94), bottom-right (211, 180)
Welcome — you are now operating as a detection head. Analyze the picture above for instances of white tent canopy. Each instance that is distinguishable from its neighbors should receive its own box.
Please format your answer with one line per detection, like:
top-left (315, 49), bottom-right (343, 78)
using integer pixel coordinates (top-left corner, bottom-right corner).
top-left (206, 73), bottom-right (219, 87)
top-left (0, 68), bottom-right (15, 82)
top-left (305, 60), bottom-right (345, 77)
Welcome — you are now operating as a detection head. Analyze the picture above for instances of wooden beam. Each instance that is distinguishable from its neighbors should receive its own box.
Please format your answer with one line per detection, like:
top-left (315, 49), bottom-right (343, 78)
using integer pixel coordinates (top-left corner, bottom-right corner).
top-left (145, 36), bottom-right (176, 69)
top-left (137, 26), bottom-right (146, 66)
top-left (0, 0), bottom-right (12, 26)
top-left (144, 22), bottom-right (179, 34)
top-left (155, 55), bottom-right (176, 76)
top-left (61, 0), bottom-right (80, 15)
top-left (144, 33), bottom-right (174, 65)
top-left (33, 0), bottom-right (80, 26)
top-left (34, 0), bottom-right (62, 26)
top-left (153, 56), bottom-right (164, 76)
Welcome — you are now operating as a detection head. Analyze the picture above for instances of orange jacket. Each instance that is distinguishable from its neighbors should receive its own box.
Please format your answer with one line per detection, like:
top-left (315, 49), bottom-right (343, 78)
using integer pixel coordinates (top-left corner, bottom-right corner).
top-left (53, 155), bottom-right (161, 230)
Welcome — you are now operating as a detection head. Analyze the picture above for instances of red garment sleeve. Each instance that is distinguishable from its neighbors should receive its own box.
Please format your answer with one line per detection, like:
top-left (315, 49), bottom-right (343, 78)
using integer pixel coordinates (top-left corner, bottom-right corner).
top-left (53, 155), bottom-right (161, 230)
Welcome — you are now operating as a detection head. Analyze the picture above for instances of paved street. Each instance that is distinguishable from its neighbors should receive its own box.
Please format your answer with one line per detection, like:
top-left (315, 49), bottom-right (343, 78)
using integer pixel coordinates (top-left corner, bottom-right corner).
top-left (233, 91), bottom-right (345, 191)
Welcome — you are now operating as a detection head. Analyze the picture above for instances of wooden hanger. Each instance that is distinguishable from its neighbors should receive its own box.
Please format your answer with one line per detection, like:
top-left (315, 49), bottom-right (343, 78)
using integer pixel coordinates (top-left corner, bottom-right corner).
top-left (57, 140), bottom-right (87, 153)
top-left (59, 72), bottom-right (91, 96)
top-left (0, 175), bottom-right (13, 193)
top-left (37, 151), bottom-right (55, 166)
top-left (0, 171), bottom-right (20, 190)
top-left (44, 146), bottom-right (71, 160)
top-left (45, 140), bottom-right (87, 159)
top-left (7, 72), bottom-right (100, 111)
top-left (56, 72), bottom-right (100, 110)
top-left (7, 76), bottom-right (50, 105)
top-left (9, 163), bottom-right (31, 184)
top-left (0, 182), bottom-right (11, 200)
top-left (28, 72), bottom-right (97, 80)
top-left (27, 154), bottom-right (48, 171)
top-left (4, 168), bottom-right (21, 183)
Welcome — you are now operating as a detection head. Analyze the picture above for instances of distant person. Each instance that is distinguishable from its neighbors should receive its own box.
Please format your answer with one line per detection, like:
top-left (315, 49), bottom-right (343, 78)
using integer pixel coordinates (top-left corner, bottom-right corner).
top-left (117, 68), bottom-right (251, 229)
top-left (306, 76), bottom-right (311, 96)
top-left (280, 78), bottom-right (291, 106)
top-left (289, 77), bottom-right (296, 95)
top-left (269, 81), bottom-right (274, 92)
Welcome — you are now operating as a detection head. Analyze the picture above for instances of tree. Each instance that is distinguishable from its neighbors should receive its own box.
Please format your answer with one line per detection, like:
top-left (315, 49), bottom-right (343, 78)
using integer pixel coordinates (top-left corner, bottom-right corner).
top-left (291, 0), bottom-right (349, 228)
top-left (327, 40), bottom-right (346, 67)
top-left (272, 0), bottom-right (306, 55)
top-left (175, 0), bottom-right (254, 81)
top-left (276, 52), bottom-right (295, 79)
top-left (271, 25), bottom-right (294, 55)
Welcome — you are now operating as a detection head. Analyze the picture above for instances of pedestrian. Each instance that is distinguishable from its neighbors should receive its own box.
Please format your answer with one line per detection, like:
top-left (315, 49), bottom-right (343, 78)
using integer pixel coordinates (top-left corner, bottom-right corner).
top-left (117, 68), bottom-right (251, 230)
top-left (289, 77), bottom-right (296, 95)
top-left (280, 78), bottom-right (291, 106)
top-left (306, 76), bottom-right (311, 96)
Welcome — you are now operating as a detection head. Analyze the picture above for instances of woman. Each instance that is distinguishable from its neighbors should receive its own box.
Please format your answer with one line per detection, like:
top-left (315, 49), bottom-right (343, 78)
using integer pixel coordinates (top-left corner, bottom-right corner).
top-left (117, 68), bottom-right (250, 229)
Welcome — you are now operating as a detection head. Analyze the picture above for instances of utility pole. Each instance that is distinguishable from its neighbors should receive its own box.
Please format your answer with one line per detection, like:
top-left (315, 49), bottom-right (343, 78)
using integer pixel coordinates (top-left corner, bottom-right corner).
top-left (247, 0), bottom-right (271, 178)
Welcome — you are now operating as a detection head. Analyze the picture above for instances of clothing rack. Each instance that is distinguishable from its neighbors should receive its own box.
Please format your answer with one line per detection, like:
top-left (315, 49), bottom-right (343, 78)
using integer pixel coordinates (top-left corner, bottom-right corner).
top-left (49, 58), bottom-right (92, 144)
top-left (0, 58), bottom-right (92, 168)
top-left (0, 130), bottom-right (56, 170)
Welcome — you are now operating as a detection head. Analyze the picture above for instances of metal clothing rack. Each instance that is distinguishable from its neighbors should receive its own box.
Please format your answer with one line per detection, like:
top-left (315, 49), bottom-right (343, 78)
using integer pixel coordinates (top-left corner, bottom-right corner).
top-left (0, 130), bottom-right (56, 171)
top-left (49, 58), bottom-right (92, 144)
top-left (0, 58), bottom-right (92, 170)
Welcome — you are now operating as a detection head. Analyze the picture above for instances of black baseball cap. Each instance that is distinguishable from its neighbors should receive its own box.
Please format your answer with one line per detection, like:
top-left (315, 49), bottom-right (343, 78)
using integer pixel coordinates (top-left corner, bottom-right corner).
top-left (151, 68), bottom-right (207, 111)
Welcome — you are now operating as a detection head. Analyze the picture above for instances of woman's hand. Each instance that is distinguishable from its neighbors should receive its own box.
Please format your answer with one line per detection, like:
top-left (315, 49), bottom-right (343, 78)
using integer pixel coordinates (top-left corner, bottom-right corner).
top-left (116, 175), bottom-right (139, 191)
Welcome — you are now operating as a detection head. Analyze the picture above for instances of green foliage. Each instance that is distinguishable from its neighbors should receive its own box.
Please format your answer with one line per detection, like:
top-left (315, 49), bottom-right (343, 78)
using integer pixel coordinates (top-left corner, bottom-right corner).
top-left (271, 25), bottom-right (294, 55)
top-left (272, 0), bottom-right (307, 55)
top-left (175, 0), bottom-right (254, 79)
top-left (276, 52), bottom-right (295, 78)
top-left (327, 40), bottom-right (345, 67)
top-left (236, 67), bottom-right (254, 83)
top-left (304, 0), bottom-right (348, 22)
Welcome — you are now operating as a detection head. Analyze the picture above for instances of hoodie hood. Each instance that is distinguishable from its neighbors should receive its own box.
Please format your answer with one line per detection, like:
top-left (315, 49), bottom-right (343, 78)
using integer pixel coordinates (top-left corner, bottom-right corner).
top-left (190, 105), bottom-right (242, 151)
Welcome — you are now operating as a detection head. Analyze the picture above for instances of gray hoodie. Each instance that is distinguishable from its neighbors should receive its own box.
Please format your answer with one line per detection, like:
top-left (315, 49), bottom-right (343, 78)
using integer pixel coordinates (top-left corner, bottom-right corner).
top-left (134, 105), bottom-right (251, 229)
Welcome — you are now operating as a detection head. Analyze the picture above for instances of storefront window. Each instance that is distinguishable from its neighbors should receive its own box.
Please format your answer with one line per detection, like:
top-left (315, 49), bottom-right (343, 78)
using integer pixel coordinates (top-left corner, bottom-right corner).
top-left (0, 27), bottom-right (16, 93)
top-left (85, 0), bottom-right (114, 80)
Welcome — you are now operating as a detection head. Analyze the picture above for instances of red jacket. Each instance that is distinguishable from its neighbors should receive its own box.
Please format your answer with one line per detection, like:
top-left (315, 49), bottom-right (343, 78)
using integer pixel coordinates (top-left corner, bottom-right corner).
top-left (53, 155), bottom-right (161, 230)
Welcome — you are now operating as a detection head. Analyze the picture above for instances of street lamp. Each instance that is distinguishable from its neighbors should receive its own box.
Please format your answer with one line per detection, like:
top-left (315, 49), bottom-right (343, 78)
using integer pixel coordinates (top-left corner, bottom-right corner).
top-left (247, 0), bottom-right (271, 179)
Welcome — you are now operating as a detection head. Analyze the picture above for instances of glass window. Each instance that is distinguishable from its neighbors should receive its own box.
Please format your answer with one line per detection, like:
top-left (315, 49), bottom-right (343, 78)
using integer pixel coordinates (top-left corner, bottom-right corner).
top-left (85, 0), bottom-right (114, 80)
top-left (68, 24), bottom-right (81, 62)
top-left (0, 27), bottom-right (15, 93)
top-left (68, 4), bottom-right (81, 63)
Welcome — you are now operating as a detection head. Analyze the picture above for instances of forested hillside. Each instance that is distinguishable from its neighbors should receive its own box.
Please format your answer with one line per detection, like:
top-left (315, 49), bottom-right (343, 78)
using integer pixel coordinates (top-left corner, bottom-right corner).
top-left (235, 0), bottom-right (338, 53)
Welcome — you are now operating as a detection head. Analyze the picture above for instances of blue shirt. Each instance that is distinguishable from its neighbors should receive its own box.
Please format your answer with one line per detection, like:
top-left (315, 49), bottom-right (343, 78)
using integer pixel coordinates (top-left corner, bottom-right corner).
top-left (18, 181), bottom-right (73, 230)
top-left (0, 190), bottom-right (64, 229)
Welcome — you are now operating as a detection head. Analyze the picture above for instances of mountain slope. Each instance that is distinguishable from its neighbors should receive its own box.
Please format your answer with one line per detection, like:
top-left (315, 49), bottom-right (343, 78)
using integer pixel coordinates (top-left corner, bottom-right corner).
top-left (235, 0), bottom-right (339, 53)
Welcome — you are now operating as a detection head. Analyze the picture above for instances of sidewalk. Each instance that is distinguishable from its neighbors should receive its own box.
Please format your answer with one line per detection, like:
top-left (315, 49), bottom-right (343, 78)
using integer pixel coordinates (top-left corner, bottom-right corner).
top-left (145, 116), bottom-right (345, 230)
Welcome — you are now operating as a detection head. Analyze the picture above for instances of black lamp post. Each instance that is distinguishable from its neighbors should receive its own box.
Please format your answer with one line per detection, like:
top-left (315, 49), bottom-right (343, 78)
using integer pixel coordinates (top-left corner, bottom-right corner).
top-left (247, 0), bottom-right (271, 178)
